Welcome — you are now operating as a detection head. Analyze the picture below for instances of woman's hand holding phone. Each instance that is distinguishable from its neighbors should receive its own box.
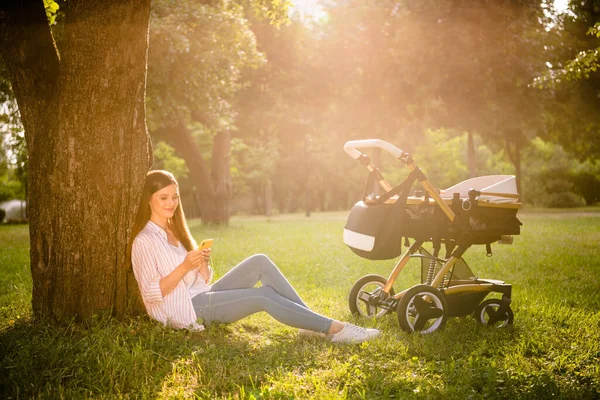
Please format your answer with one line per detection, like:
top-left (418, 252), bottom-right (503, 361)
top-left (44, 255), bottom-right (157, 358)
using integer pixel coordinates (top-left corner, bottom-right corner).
top-left (199, 238), bottom-right (213, 250)
top-left (198, 238), bottom-right (213, 267)
top-left (182, 250), bottom-right (204, 272)
top-left (197, 239), bottom-right (213, 285)
top-left (182, 239), bottom-right (213, 272)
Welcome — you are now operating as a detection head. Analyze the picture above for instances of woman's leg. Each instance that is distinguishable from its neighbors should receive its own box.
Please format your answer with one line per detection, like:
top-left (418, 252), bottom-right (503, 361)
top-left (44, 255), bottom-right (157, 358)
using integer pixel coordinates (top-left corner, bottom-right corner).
top-left (192, 285), bottom-right (333, 333)
top-left (211, 254), bottom-right (309, 308)
top-left (195, 255), bottom-right (381, 342)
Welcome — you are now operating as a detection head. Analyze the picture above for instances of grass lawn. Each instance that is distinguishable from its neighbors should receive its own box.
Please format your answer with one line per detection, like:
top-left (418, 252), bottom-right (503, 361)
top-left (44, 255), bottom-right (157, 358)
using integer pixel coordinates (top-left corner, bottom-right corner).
top-left (1, 211), bottom-right (599, 399)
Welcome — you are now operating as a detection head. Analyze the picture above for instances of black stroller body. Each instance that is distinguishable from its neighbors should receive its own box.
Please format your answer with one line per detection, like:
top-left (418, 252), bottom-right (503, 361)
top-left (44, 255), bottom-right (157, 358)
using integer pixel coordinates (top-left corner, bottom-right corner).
top-left (343, 139), bottom-right (521, 333)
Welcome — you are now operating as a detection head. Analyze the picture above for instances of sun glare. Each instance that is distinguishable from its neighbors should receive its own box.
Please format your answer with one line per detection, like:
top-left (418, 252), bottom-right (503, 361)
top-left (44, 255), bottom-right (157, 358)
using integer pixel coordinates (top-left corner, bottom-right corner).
top-left (289, 0), bottom-right (326, 21)
top-left (554, 0), bottom-right (569, 13)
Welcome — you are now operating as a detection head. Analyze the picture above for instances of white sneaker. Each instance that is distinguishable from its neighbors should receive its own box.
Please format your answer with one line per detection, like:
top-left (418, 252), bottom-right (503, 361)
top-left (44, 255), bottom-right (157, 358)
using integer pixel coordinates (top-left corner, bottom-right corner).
top-left (330, 323), bottom-right (381, 344)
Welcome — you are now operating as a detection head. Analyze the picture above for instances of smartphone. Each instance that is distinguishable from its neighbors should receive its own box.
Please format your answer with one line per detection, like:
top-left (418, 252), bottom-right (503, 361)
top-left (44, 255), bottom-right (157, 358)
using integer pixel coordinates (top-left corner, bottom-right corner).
top-left (199, 238), bottom-right (214, 250)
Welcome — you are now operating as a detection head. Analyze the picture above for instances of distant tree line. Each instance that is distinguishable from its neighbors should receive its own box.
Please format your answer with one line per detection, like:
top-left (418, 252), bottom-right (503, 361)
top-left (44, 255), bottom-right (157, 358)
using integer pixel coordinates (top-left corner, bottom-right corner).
top-left (2, 0), bottom-right (600, 225)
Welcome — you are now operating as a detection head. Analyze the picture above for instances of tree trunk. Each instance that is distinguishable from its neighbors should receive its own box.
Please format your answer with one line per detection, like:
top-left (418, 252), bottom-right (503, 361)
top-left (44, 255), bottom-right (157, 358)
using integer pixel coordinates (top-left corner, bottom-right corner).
top-left (467, 131), bottom-right (477, 178)
top-left (304, 135), bottom-right (312, 217)
top-left (265, 179), bottom-right (272, 217)
top-left (153, 123), bottom-right (209, 217)
top-left (153, 124), bottom-right (231, 224)
top-left (505, 136), bottom-right (523, 201)
top-left (513, 147), bottom-right (522, 201)
top-left (203, 130), bottom-right (232, 224)
top-left (0, 0), bottom-right (152, 322)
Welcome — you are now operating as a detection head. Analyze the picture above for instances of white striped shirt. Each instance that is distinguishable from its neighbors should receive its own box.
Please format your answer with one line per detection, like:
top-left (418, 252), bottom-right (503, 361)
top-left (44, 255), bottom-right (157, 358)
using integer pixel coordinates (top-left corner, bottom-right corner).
top-left (131, 221), bottom-right (212, 330)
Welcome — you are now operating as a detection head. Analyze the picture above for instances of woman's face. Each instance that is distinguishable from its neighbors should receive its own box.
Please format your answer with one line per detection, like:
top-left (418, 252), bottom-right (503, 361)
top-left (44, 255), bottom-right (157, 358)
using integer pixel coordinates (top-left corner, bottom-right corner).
top-left (149, 183), bottom-right (179, 221)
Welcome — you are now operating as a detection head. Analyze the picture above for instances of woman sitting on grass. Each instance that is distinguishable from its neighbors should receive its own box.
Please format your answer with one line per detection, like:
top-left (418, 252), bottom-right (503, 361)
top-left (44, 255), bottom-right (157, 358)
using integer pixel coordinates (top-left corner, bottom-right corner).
top-left (128, 170), bottom-right (380, 344)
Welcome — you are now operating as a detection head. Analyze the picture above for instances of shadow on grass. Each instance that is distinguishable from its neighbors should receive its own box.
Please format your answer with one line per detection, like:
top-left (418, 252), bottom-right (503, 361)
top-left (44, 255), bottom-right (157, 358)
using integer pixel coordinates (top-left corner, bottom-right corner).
top-left (0, 314), bottom-right (175, 398)
top-left (1, 311), bottom-right (599, 399)
top-left (0, 314), bottom-right (373, 398)
top-left (345, 314), bottom-right (600, 399)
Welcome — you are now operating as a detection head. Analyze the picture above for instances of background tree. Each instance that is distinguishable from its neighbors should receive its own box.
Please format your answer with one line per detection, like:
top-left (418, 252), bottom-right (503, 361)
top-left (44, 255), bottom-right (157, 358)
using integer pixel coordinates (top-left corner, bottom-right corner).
top-left (236, 0), bottom-right (549, 206)
top-left (0, 0), bottom-right (152, 322)
top-left (234, 15), bottom-right (333, 213)
top-left (535, 0), bottom-right (600, 159)
top-left (147, 0), bottom-right (289, 224)
top-left (0, 53), bottom-right (26, 203)
top-left (522, 137), bottom-right (587, 207)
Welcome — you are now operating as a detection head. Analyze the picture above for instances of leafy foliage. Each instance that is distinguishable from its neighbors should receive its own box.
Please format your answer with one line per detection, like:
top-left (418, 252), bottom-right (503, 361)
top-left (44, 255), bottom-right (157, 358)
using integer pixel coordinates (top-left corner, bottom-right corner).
top-left (245, 0), bottom-right (292, 28)
top-left (521, 138), bottom-right (587, 207)
top-left (532, 1), bottom-right (600, 159)
top-left (573, 159), bottom-right (600, 205)
top-left (151, 141), bottom-right (189, 180)
top-left (43, 0), bottom-right (60, 25)
top-left (534, 22), bottom-right (600, 86)
top-left (409, 129), bottom-right (512, 190)
top-left (230, 137), bottom-right (279, 199)
top-left (0, 170), bottom-right (23, 202)
top-left (0, 62), bottom-right (26, 202)
top-left (147, 0), bottom-right (266, 132)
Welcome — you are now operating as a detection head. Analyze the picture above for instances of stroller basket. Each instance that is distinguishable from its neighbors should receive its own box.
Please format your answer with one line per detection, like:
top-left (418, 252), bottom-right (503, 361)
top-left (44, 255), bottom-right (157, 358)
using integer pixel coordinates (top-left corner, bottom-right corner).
top-left (417, 248), bottom-right (476, 287)
top-left (416, 249), bottom-right (490, 318)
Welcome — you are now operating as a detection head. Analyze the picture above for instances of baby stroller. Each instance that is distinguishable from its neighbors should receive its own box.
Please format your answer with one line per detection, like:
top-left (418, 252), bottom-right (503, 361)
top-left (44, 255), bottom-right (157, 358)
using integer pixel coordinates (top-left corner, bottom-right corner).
top-left (343, 139), bottom-right (521, 334)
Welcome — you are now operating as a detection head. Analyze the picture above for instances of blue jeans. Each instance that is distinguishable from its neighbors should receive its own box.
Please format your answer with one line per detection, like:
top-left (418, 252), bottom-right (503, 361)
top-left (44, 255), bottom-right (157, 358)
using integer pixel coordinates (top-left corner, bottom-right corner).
top-left (192, 254), bottom-right (333, 333)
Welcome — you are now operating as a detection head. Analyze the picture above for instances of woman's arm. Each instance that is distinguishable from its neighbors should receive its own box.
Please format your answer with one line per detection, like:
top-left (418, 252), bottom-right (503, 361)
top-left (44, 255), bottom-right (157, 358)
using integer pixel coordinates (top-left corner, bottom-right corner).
top-left (131, 237), bottom-right (165, 304)
top-left (132, 236), bottom-right (204, 301)
top-left (159, 250), bottom-right (204, 297)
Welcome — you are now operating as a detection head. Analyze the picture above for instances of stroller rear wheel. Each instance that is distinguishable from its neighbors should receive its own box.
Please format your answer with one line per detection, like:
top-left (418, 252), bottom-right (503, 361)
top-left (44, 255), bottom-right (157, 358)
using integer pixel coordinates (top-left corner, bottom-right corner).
top-left (397, 284), bottom-right (448, 334)
top-left (349, 274), bottom-right (396, 318)
top-left (474, 299), bottom-right (514, 328)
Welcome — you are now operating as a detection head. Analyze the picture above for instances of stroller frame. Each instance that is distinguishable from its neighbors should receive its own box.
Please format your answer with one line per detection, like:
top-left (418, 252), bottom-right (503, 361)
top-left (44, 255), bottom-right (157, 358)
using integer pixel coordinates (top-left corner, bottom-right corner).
top-left (344, 139), bottom-right (519, 333)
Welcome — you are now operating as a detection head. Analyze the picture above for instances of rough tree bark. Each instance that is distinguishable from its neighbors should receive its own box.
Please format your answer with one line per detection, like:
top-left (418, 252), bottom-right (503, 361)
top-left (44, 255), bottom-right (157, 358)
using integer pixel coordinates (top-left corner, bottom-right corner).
top-left (153, 124), bottom-right (232, 224)
top-left (0, 0), bottom-right (152, 322)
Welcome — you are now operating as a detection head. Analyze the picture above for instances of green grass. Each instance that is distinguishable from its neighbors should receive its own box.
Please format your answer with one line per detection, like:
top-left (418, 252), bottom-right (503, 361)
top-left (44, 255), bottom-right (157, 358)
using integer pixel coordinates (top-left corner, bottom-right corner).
top-left (1, 211), bottom-right (599, 399)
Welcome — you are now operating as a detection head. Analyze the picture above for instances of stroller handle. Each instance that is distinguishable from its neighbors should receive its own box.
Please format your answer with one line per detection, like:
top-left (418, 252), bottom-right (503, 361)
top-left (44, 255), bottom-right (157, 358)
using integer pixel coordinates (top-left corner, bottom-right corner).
top-left (345, 138), bottom-right (458, 223)
top-left (344, 139), bottom-right (405, 160)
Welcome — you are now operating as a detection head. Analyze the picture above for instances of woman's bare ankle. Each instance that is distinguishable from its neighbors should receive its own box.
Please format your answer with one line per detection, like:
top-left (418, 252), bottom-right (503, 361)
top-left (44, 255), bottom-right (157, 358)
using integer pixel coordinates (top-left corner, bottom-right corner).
top-left (328, 320), bottom-right (345, 335)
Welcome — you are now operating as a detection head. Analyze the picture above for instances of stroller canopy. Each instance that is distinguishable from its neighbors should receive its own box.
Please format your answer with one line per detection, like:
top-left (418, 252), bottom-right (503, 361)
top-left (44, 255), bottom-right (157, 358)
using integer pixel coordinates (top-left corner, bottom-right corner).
top-left (442, 175), bottom-right (518, 204)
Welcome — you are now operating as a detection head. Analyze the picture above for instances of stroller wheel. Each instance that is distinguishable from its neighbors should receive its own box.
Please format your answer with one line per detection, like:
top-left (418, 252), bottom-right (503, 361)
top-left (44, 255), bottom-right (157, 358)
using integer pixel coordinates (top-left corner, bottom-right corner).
top-left (397, 284), bottom-right (448, 334)
top-left (349, 274), bottom-right (395, 318)
top-left (474, 299), bottom-right (514, 328)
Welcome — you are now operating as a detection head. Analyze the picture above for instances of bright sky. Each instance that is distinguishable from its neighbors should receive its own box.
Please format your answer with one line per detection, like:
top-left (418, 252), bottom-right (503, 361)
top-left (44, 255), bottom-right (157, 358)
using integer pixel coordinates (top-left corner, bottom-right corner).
top-left (290, 0), bottom-right (570, 20)
top-left (289, 0), bottom-right (325, 21)
top-left (290, 0), bottom-right (571, 18)
top-left (554, 0), bottom-right (569, 13)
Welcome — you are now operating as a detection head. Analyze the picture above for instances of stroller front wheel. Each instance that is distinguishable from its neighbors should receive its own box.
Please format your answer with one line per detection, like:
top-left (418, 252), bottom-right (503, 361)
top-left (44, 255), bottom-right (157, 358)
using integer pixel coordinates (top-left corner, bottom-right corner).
top-left (397, 284), bottom-right (448, 334)
top-left (349, 274), bottom-right (396, 318)
top-left (474, 298), bottom-right (514, 328)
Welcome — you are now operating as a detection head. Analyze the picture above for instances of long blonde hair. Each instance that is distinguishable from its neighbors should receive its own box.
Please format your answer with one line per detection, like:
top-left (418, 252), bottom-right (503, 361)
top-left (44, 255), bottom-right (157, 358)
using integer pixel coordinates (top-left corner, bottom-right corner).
top-left (128, 170), bottom-right (197, 261)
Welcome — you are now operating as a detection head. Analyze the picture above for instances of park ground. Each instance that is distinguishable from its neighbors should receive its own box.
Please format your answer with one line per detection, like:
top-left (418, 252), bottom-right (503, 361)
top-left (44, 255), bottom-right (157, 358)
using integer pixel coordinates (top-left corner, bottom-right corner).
top-left (0, 209), bottom-right (599, 399)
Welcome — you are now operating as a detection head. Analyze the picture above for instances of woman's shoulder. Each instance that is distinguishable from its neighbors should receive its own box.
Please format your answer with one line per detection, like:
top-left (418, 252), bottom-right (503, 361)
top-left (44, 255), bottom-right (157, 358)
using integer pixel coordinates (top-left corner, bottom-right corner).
top-left (133, 222), bottom-right (161, 248)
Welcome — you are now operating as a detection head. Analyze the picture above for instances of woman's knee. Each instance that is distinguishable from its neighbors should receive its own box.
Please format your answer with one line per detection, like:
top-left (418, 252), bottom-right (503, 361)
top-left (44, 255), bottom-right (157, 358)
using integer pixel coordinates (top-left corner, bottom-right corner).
top-left (248, 254), bottom-right (279, 271)
top-left (248, 253), bottom-right (272, 265)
